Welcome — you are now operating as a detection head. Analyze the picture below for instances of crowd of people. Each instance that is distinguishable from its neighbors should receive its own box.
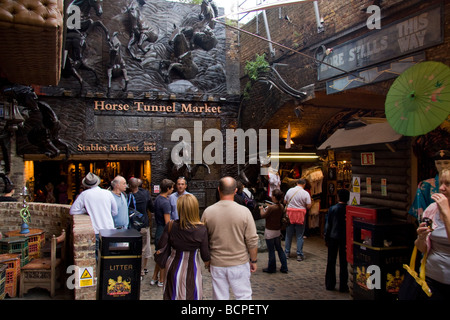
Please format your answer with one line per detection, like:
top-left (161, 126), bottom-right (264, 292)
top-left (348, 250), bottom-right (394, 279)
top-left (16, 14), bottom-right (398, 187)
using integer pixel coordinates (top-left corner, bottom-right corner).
top-left (66, 171), bottom-right (345, 300)
top-left (62, 149), bottom-right (450, 301)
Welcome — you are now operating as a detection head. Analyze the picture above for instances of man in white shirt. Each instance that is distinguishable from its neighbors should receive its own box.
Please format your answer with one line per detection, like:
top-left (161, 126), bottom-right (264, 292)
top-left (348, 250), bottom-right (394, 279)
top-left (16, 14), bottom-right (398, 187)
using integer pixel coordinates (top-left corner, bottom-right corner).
top-left (70, 172), bottom-right (118, 260)
top-left (284, 179), bottom-right (312, 261)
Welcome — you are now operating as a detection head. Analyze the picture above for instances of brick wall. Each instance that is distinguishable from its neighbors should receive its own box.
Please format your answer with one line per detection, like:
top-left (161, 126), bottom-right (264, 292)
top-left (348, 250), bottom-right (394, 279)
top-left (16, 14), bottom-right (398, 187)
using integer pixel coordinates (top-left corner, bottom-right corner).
top-left (239, 0), bottom-right (450, 129)
top-left (0, 202), bottom-right (98, 300)
top-left (71, 214), bottom-right (96, 300)
top-left (0, 202), bottom-right (71, 238)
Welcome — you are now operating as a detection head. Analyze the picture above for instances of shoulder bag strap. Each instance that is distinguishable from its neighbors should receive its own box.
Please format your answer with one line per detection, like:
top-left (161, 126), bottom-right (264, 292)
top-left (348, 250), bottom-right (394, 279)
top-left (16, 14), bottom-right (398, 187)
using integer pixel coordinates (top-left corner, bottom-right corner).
top-left (287, 188), bottom-right (302, 206)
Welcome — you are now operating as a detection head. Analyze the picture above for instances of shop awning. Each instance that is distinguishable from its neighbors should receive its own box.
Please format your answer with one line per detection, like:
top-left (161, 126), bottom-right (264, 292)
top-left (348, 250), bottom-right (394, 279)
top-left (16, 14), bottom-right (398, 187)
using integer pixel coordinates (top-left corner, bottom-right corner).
top-left (317, 122), bottom-right (403, 150)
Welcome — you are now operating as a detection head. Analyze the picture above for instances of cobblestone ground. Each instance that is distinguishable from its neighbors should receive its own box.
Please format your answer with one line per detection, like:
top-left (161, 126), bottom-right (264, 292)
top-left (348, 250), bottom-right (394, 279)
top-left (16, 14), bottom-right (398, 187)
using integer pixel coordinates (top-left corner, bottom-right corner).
top-left (140, 235), bottom-right (351, 300)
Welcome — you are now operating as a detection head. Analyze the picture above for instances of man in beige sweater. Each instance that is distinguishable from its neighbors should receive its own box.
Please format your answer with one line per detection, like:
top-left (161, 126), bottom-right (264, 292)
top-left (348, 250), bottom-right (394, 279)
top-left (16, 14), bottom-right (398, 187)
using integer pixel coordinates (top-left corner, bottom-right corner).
top-left (202, 176), bottom-right (259, 300)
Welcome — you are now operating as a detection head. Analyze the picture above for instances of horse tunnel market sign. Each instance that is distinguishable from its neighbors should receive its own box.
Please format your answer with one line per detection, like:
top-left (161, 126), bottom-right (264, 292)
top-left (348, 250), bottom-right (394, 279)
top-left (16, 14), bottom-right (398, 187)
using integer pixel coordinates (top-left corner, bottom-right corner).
top-left (93, 100), bottom-right (223, 115)
top-left (317, 5), bottom-right (443, 81)
top-left (75, 99), bottom-right (225, 155)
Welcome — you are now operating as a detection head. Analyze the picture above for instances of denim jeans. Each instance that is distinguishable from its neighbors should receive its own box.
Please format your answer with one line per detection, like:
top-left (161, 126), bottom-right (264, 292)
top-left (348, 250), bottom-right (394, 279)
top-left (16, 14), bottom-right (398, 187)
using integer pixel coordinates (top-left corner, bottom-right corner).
top-left (265, 236), bottom-right (288, 272)
top-left (285, 224), bottom-right (305, 256)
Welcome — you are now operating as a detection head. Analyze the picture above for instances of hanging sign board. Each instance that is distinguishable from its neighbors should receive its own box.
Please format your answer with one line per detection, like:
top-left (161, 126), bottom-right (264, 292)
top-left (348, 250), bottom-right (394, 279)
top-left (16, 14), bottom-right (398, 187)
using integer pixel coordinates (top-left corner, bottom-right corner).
top-left (381, 178), bottom-right (387, 196)
top-left (366, 177), bottom-right (372, 194)
top-left (317, 5), bottom-right (443, 81)
top-left (361, 152), bottom-right (376, 165)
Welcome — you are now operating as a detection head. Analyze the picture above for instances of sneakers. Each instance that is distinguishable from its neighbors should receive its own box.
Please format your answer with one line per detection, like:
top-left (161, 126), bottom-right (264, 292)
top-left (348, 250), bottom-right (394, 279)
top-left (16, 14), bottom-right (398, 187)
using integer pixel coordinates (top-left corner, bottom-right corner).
top-left (296, 255), bottom-right (304, 261)
top-left (150, 279), bottom-right (163, 287)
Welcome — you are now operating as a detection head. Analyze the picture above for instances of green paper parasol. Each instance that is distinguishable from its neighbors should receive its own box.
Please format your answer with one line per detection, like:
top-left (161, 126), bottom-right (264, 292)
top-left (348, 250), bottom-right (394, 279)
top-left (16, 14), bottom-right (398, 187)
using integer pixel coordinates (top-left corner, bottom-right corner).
top-left (385, 61), bottom-right (450, 136)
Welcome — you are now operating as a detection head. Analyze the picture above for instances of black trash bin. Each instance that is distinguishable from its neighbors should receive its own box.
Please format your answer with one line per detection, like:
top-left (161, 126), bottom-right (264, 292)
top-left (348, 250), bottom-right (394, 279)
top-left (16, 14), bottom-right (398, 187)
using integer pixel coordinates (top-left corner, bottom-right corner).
top-left (97, 229), bottom-right (142, 300)
top-left (352, 219), bottom-right (415, 300)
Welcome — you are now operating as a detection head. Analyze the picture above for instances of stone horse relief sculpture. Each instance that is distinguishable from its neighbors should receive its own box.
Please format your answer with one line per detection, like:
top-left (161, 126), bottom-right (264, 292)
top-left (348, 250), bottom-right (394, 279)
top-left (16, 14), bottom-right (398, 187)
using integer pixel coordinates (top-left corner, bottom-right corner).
top-left (199, 0), bottom-right (219, 29)
top-left (107, 32), bottom-right (129, 97)
top-left (162, 0), bottom-right (219, 85)
top-left (63, 0), bottom-right (110, 94)
top-left (170, 140), bottom-right (211, 181)
top-left (55, 0), bottom-right (225, 96)
top-left (124, 0), bottom-right (158, 61)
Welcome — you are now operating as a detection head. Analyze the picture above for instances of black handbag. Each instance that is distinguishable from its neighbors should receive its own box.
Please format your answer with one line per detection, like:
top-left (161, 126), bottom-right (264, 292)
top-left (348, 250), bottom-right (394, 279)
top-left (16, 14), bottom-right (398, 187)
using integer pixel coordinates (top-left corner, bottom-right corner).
top-left (398, 246), bottom-right (432, 300)
top-left (280, 204), bottom-right (290, 230)
top-left (154, 220), bottom-right (174, 268)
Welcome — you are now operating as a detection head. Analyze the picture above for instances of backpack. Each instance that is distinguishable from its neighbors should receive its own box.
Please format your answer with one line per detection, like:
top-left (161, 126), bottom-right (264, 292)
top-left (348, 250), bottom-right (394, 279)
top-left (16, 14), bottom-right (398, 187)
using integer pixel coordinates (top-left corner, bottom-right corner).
top-left (128, 193), bottom-right (149, 231)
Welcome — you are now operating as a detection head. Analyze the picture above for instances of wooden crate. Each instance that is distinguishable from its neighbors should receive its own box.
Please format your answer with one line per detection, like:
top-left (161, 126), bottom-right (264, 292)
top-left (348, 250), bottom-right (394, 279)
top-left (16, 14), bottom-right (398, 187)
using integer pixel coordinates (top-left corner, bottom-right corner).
top-left (0, 254), bottom-right (21, 298)
top-left (5, 229), bottom-right (45, 260)
top-left (0, 236), bottom-right (29, 267)
top-left (0, 263), bottom-right (6, 300)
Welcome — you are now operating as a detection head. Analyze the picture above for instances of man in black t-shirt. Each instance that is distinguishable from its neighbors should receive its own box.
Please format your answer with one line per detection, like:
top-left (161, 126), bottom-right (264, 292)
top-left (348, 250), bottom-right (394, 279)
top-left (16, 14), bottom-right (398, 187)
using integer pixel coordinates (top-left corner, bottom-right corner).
top-left (128, 177), bottom-right (154, 277)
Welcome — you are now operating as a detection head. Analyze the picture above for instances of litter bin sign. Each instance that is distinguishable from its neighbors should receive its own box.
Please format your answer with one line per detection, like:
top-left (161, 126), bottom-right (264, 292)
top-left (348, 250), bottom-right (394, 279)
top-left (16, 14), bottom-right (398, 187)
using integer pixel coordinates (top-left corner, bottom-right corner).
top-left (97, 229), bottom-right (142, 300)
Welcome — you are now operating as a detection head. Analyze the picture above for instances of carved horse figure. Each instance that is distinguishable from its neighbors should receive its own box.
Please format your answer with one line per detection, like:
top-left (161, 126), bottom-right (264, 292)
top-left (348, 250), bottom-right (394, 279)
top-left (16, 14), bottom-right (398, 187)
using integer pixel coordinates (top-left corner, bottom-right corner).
top-left (27, 101), bottom-right (69, 159)
top-left (2, 85), bottom-right (69, 159)
top-left (125, 1), bottom-right (158, 61)
top-left (199, 0), bottom-right (219, 29)
top-left (107, 32), bottom-right (129, 97)
top-left (63, 0), bottom-right (110, 94)
top-left (167, 51), bottom-right (198, 81)
top-left (171, 140), bottom-right (211, 181)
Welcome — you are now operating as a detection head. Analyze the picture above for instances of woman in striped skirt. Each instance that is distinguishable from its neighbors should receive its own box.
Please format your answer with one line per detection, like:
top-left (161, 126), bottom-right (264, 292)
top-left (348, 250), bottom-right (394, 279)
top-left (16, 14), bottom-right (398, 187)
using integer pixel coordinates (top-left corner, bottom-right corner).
top-left (159, 194), bottom-right (210, 300)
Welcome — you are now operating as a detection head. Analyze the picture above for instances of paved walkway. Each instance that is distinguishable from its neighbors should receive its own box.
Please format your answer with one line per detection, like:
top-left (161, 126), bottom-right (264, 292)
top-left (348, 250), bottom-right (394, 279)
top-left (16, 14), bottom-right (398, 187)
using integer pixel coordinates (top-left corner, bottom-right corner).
top-left (140, 235), bottom-right (350, 300)
top-left (10, 234), bottom-right (350, 301)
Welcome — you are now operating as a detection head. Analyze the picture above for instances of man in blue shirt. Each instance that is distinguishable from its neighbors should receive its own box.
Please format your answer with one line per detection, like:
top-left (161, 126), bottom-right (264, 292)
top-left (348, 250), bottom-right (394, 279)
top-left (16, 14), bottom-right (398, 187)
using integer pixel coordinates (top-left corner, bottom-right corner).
top-left (110, 175), bottom-right (129, 229)
top-left (169, 177), bottom-right (191, 220)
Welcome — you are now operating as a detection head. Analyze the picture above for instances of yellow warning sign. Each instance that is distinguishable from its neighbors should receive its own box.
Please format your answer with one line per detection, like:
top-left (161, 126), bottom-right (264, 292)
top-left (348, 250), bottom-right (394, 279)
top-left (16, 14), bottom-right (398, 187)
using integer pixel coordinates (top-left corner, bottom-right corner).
top-left (81, 268), bottom-right (92, 279)
top-left (79, 267), bottom-right (94, 287)
top-left (352, 177), bottom-right (360, 193)
top-left (350, 192), bottom-right (360, 205)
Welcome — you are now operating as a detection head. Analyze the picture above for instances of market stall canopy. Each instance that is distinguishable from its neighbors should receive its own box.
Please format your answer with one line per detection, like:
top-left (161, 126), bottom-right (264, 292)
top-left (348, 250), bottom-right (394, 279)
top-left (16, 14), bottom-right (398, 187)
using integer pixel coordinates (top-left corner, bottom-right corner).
top-left (0, 0), bottom-right (64, 85)
top-left (317, 121), bottom-right (403, 150)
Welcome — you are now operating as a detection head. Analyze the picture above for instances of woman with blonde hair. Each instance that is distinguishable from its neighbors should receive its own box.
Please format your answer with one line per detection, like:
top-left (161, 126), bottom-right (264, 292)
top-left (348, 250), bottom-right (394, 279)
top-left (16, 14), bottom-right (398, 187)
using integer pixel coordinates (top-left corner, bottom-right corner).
top-left (416, 168), bottom-right (450, 300)
top-left (158, 194), bottom-right (210, 300)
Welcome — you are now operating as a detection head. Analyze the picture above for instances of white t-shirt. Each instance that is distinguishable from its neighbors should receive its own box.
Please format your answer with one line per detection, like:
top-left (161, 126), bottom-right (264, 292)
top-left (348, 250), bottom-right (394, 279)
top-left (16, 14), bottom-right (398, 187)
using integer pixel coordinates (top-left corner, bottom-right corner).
top-left (285, 186), bottom-right (311, 209)
top-left (70, 186), bottom-right (118, 234)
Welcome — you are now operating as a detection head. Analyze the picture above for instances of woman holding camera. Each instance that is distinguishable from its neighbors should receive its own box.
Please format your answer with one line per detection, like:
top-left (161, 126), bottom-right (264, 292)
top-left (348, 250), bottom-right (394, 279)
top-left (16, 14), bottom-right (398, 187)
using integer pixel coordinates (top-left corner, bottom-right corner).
top-left (416, 169), bottom-right (450, 300)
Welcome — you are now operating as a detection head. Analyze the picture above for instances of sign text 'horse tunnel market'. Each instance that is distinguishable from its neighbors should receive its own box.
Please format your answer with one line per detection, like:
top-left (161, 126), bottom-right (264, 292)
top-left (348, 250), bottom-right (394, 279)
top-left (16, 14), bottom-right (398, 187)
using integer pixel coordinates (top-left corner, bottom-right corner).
top-left (93, 100), bottom-right (223, 114)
